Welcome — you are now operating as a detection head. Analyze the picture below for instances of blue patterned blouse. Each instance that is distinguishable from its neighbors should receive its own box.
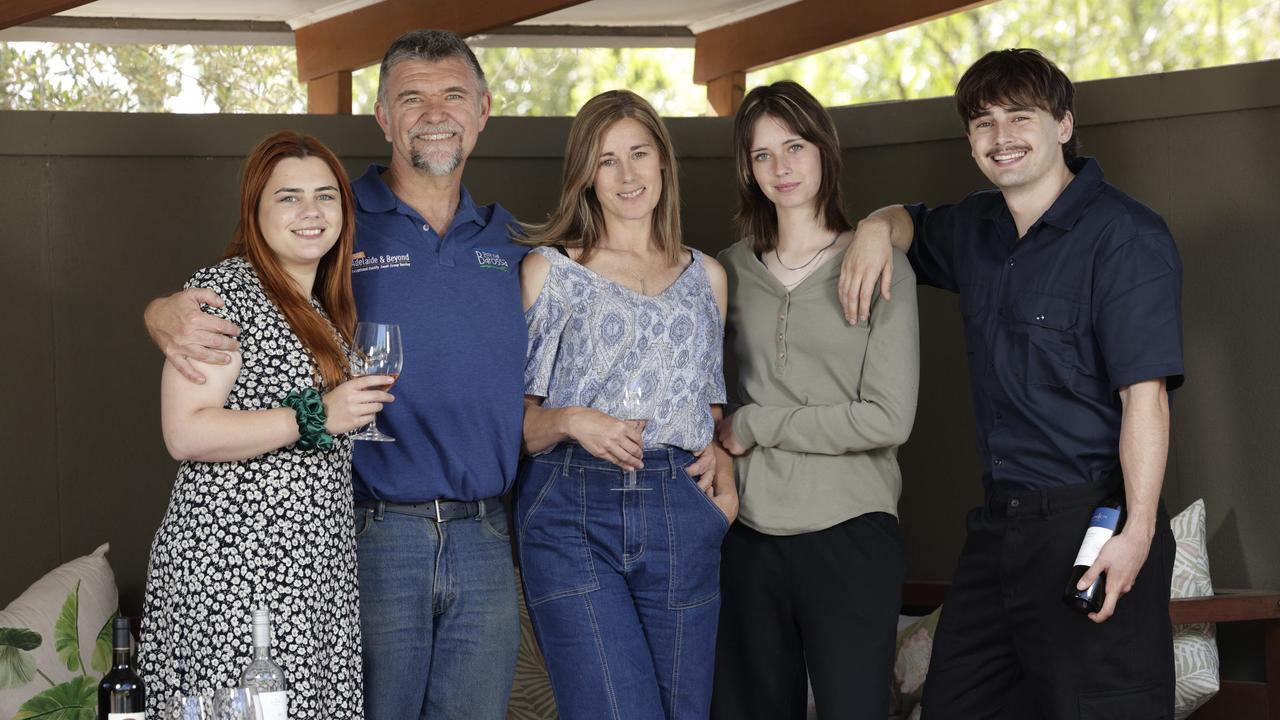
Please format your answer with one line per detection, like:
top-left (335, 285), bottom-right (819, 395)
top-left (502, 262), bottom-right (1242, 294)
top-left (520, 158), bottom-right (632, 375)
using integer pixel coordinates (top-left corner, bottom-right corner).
top-left (524, 246), bottom-right (726, 452)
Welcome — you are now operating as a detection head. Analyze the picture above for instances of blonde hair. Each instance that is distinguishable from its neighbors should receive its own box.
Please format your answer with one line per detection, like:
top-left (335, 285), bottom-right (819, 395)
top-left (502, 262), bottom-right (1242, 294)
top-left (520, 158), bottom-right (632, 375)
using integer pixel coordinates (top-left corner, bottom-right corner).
top-left (521, 90), bottom-right (684, 266)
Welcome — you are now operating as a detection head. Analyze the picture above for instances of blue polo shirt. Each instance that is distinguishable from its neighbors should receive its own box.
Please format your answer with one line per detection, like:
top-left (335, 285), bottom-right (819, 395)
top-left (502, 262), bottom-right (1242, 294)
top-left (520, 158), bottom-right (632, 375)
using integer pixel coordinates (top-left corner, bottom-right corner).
top-left (350, 165), bottom-right (529, 502)
top-left (906, 157), bottom-right (1184, 490)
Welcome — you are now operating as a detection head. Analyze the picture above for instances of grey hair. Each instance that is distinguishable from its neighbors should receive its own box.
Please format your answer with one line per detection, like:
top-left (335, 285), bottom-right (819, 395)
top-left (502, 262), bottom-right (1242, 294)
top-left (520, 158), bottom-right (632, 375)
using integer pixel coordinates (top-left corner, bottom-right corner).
top-left (377, 29), bottom-right (488, 107)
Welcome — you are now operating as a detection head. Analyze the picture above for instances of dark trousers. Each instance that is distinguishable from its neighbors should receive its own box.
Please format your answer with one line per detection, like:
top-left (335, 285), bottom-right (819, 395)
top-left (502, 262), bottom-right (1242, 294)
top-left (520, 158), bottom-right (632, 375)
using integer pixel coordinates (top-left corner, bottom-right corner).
top-left (922, 478), bottom-right (1176, 720)
top-left (711, 513), bottom-right (905, 720)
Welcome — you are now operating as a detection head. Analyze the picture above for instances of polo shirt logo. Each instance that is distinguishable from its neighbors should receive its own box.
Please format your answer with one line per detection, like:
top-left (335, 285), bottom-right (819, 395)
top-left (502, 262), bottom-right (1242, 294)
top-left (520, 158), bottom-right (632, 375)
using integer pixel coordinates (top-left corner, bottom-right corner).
top-left (474, 250), bottom-right (510, 272)
top-left (352, 252), bottom-right (412, 274)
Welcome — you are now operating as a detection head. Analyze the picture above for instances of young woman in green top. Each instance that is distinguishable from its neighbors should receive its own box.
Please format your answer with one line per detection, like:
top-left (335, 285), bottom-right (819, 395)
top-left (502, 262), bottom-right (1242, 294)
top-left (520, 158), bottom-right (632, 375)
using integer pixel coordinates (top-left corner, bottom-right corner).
top-left (711, 81), bottom-right (920, 719)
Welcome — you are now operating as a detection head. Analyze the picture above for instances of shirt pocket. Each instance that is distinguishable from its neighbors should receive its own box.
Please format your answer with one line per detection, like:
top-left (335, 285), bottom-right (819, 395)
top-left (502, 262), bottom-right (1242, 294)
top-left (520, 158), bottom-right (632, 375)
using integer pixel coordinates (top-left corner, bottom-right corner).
top-left (1005, 291), bottom-right (1081, 387)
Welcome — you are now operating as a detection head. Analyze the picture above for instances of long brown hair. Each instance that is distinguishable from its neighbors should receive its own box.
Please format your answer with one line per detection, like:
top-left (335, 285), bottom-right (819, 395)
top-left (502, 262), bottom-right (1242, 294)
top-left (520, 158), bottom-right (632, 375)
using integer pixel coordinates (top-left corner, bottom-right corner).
top-left (521, 90), bottom-right (684, 266)
top-left (221, 131), bottom-right (356, 389)
top-left (733, 81), bottom-right (852, 254)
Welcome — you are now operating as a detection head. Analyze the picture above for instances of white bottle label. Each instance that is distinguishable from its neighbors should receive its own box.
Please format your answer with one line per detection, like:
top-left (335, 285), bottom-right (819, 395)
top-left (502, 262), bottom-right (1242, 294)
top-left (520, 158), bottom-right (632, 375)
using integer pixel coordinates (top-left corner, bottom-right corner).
top-left (108, 714), bottom-right (145, 719)
top-left (257, 690), bottom-right (288, 720)
top-left (1072, 507), bottom-right (1121, 567)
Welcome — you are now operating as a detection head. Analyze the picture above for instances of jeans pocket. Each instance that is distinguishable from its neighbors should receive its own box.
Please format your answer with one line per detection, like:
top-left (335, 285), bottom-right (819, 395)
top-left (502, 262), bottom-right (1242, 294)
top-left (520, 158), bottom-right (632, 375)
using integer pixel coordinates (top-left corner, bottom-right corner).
top-left (664, 466), bottom-right (727, 610)
top-left (481, 502), bottom-right (512, 542)
top-left (516, 463), bottom-right (600, 606)
top-left (1078, 684), bottom-right (1168, 719)
top-left (353, 506), bottom-right (374, 539)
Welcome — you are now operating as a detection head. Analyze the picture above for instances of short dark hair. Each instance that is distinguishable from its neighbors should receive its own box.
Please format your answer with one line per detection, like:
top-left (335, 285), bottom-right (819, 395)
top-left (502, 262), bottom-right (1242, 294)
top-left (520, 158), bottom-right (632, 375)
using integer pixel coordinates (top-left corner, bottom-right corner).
top-left (377, 29), bottom-right (487, 107)
top-left (732, 81), bottom-right (852, 254)
top-left (955, 48), bottom-right (1077, 161)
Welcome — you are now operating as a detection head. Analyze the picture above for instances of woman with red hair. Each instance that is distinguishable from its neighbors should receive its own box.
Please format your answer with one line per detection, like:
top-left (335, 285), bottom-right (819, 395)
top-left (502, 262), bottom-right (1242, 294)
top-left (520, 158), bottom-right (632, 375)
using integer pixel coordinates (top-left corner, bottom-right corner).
top-left (138, 131), bottom-right (392, 718)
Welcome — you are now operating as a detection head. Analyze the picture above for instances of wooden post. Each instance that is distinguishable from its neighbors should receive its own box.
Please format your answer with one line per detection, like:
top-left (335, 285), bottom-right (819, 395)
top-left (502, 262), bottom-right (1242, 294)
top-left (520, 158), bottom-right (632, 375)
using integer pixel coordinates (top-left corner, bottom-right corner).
top-left (307, 71), bottom-right (352, 115)
top-left (706, 71), bottom-right (745, 117)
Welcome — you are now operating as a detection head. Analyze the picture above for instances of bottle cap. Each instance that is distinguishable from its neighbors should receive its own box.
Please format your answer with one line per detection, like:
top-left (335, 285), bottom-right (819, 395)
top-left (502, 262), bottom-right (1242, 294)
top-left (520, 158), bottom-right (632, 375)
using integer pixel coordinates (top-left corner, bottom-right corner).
top-left (113, 616), bottom-right (132, 649)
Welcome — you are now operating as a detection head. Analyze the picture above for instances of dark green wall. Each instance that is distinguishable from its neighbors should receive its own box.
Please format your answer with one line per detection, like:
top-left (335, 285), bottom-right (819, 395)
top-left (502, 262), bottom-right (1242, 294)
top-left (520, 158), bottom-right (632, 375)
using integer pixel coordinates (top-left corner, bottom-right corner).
top-left (2, 59), bottom-right (1277, 680)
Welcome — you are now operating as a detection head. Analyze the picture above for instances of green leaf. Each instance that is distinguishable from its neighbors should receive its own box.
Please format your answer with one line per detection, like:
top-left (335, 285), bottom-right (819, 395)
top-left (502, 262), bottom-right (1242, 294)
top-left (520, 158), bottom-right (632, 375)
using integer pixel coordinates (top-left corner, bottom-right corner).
top-left (14, 675), bottom-right (98, 720)
top-left (90, 611), bottom-right (117, 674)
top-left (54, 580), bottom-right (83, 673)
top-left (0, 627), bottom-right (43, 652)
top-left (0, 627), bottom-right (44, 689)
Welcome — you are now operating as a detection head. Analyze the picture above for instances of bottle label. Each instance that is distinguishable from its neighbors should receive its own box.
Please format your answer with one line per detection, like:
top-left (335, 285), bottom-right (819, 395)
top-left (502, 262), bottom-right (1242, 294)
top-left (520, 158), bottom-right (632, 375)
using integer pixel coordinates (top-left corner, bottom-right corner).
top-left (108, 714), bottom-right (146, 720)
top-left (258, 690), bottom-right (289, 720)
top-left (1072, 507), bottom-right (1121, 567)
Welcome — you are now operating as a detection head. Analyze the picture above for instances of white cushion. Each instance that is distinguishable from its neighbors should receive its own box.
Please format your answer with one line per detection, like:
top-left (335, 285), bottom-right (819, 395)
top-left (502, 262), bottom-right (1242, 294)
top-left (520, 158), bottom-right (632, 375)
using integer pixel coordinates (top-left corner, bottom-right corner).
top-left (1169, 499), bottom-right (1219, 719)
top-left (0, 544), bottom-right (119, 719)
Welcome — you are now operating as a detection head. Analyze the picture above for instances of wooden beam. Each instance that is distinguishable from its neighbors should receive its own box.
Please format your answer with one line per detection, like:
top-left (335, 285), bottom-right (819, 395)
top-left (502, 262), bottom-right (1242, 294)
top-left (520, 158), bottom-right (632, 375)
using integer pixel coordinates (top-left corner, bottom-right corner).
top-left (694, 0), bottom-right (996, 85)
top-left (295, 0), bottom-right (590, 83)
top-left (706, 72), bottom-right (745, 117)
top-left (307, 71), bottom-right (353, 115)
top-left (0, 0), bottom-right (96, 31)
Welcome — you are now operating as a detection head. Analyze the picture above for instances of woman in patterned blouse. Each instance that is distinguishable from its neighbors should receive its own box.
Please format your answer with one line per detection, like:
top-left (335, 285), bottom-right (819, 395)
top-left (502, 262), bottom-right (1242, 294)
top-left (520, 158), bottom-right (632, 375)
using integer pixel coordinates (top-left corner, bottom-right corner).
top-left (514, 90), bottom-right (737, 720)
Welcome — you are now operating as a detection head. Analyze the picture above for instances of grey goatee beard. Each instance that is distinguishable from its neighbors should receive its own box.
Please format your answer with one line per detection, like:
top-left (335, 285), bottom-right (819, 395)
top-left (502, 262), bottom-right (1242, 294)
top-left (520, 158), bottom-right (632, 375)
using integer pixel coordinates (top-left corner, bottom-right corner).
top-left (409, 122), bottom-right (464, 175)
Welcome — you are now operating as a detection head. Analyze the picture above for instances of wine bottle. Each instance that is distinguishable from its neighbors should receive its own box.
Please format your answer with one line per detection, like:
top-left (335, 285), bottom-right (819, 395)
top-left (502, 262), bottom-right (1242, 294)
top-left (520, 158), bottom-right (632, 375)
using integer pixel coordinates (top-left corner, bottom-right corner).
top-left (97, 616), bottom-right (145, 720)
top-left (1063, 497), bottom-right (1125, 614)
top-left (239, 608), bottom-right (289, 720)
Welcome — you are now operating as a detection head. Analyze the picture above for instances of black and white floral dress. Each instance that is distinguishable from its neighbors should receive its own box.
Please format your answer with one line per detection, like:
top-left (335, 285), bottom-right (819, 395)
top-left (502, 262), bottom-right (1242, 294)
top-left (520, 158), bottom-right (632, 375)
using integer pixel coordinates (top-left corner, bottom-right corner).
top-left (139, 256), bottom-right (362, 718)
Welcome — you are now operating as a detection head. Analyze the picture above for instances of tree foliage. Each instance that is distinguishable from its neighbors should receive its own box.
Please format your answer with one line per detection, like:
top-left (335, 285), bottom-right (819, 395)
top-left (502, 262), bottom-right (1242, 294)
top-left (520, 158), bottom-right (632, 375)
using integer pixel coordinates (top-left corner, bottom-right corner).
top-left (2, 0), bottom-right (1277, 115)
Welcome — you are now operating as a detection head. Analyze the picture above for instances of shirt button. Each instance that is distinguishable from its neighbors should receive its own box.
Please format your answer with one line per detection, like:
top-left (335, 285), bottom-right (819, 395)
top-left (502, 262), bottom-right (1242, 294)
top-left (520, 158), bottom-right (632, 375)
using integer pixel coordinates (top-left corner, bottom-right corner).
top-left (422, 223), bottom-right (431, 232)
top-left (779, 314), bottom-right (785, 320)
top-left (777, 334), bottom-right (784, 341)
top-left (1035, 314), bottom-right (1046, 322)
top-left (993, 457), bottom-right (1003, 466)
top-left (1008, 258), bottom-right (1016, 267)
top-left (1010, 498), bottom-right (1021, 508)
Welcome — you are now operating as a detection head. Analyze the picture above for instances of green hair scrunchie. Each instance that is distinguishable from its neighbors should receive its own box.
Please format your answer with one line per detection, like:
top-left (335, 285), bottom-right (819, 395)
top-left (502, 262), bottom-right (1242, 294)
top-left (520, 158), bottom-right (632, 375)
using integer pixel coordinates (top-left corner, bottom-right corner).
top-left (283, 387), bottom-right (333, 451)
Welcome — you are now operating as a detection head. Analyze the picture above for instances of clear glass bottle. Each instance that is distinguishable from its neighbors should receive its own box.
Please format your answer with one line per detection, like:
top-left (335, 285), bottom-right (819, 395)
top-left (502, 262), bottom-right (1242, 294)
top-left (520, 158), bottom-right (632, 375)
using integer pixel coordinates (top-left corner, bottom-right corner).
top-left (239, 608), bottom-right (289, 720)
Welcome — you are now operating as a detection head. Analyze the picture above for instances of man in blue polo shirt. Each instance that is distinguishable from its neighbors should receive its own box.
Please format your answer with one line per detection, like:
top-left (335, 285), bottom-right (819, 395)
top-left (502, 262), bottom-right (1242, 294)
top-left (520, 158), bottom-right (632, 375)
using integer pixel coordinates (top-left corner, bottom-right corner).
top-left (144, 29), bottom-right (528, 720)
top-left (837, 49), bottom-right (1183, 718)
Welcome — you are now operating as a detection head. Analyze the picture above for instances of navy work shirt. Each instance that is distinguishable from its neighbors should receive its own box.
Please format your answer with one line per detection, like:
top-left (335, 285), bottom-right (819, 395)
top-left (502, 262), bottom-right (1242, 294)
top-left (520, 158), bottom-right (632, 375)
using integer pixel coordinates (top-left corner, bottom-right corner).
top-left (350, 165), bottom-right (530, 503)
top-left (905, 157), bottom-right (1184, 489)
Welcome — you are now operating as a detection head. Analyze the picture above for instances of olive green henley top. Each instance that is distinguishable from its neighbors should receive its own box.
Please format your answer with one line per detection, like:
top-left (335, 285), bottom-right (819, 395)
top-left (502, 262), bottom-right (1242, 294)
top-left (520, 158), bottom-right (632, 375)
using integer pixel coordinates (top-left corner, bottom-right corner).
top-left (720, 240), bottom-right (920, 536)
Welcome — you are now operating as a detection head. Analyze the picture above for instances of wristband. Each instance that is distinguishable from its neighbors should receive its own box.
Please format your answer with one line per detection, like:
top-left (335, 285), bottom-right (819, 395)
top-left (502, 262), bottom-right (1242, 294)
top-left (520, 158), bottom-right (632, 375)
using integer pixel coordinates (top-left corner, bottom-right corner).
top-left (283, 388), bottom-right (333, 451)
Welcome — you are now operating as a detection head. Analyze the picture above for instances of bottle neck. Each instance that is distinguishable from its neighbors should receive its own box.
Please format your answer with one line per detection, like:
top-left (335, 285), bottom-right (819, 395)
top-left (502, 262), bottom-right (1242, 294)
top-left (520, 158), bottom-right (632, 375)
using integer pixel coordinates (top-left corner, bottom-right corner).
top-left (253, 644), bottom-right (271, 660)
top-left (113, 646), bottom-right (132, 668)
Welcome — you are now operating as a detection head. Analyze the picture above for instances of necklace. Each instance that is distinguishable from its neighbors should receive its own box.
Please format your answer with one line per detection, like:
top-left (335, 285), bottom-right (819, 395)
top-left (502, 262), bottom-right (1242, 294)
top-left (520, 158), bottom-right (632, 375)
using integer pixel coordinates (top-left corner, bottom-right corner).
top-left (773, 232), bottom-right (840, 272)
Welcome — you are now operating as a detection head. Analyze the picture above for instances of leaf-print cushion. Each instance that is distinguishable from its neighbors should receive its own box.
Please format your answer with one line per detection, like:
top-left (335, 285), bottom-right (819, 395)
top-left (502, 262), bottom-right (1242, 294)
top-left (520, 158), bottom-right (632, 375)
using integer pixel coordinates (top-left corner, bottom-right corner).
top-left (0, 544), bottom-right (118, 719)
top-left (1169, 499), bottom-right (1219, 719)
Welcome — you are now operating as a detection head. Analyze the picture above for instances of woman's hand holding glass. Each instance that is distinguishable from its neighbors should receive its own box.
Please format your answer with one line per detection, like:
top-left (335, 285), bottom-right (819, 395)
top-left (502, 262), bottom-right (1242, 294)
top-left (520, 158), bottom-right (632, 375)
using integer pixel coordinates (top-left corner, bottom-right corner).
top-left (322, 375), bottom-right (396, 435)
top-left (565, 407), bottom-right (644, 471)
top-left (350, 322), bottom-right (403, 441)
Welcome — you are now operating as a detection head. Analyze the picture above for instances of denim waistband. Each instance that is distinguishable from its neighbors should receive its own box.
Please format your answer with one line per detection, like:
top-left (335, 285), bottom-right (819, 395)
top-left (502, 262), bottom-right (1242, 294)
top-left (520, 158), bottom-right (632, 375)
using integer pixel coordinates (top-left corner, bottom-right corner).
top-left (537, 442), bottom-right (696, 473)
top-left (984, 472), bottom-right (1123, 518)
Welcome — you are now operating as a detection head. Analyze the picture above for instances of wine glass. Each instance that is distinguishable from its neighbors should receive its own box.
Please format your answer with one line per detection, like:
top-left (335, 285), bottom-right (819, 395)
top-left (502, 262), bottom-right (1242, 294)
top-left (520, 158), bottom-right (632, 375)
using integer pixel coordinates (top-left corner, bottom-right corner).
top-left (351, 321), bottom-right (403, 442)
top-left (612, 376), bottom-right (648, 491)
top-left (163, 693), bottom-right (212, 720)
top-left (212, 687), bottom-right (258, 720)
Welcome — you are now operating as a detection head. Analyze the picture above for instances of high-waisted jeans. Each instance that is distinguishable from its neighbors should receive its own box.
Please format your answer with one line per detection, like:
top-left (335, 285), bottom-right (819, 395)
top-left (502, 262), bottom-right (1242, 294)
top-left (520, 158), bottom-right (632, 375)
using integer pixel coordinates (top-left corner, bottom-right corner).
top-left (515, 443), bottom-right (730, 720)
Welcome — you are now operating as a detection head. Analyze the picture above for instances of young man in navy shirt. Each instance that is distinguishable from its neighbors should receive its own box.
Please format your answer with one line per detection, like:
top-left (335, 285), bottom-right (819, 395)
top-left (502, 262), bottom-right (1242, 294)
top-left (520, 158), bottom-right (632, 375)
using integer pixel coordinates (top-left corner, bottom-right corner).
top-left (838, 49), bottom-right (1183, 718)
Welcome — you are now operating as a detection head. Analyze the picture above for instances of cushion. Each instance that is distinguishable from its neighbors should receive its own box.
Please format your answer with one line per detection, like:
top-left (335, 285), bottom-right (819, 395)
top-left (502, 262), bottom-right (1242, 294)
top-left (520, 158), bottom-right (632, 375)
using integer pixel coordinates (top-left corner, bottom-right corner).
top-left (1169, 499), bottom-right (1219, 719)
top-left (892, 607), bottom-right (941, 719)
top-left (0, 544), bottom-right (119, 720)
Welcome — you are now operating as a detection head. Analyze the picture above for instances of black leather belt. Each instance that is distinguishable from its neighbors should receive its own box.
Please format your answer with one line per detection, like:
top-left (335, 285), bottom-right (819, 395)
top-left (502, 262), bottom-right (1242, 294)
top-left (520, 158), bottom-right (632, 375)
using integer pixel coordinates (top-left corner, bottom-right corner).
top-left (355, 497), bottom-right (499, 523)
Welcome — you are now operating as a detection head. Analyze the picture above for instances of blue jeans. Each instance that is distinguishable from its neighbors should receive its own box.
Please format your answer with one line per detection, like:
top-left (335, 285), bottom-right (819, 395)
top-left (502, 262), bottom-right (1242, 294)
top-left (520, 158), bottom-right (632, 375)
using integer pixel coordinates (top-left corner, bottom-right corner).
top-left (354, 500), bottom-right (520, 720)
top-left (515, 444), bottom-right (730, 720)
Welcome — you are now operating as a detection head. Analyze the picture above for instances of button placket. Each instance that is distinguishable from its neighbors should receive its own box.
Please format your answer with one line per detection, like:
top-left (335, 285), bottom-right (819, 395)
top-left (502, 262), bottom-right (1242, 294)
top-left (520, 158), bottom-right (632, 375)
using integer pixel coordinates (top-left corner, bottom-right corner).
top-left (775, 295), bottom-right (790, 369)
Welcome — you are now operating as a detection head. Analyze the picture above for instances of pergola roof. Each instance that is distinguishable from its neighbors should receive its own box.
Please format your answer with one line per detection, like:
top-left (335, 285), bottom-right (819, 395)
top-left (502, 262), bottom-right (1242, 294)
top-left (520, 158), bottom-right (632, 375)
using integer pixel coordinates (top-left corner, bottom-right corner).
top-left (2, 0), bottom-right (994, 114)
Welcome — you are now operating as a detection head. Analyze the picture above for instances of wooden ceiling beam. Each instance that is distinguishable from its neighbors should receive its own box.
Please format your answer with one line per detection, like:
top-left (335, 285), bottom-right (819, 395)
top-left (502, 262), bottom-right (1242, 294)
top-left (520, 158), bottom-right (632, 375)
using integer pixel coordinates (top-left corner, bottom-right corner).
top-left (0, 0), bottom-right (96, 31)
top-left (295, 0), bottom-right (591, 83)
top-left (694, 0), bottom-right (997, 85)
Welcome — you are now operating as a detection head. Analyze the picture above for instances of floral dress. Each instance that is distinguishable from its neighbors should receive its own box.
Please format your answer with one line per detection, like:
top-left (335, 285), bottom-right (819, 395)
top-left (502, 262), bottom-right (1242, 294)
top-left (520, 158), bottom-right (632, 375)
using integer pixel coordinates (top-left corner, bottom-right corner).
top-left (139, 256), bottom-right (362, 718)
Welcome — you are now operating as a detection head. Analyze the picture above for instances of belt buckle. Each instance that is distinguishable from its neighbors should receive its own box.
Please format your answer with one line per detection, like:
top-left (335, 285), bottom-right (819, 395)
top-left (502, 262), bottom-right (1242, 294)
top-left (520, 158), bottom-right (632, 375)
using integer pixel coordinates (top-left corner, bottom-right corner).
top-left (434, 499), bottom-right (445, 523)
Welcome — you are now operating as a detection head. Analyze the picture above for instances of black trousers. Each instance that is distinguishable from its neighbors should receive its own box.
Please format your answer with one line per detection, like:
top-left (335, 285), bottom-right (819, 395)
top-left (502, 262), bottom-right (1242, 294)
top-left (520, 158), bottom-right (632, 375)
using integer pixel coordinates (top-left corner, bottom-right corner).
top-left (922, 478), bottom-right (1176, 720)
top-left (711, 512), bottom-right (905, 720)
